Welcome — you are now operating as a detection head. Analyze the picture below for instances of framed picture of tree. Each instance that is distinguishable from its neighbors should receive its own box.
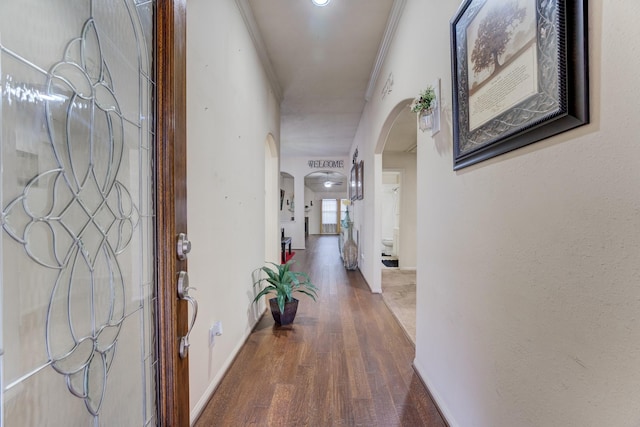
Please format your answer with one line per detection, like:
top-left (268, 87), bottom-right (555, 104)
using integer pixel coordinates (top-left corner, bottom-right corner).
top-left (450, 0), bottom-right (588, 170)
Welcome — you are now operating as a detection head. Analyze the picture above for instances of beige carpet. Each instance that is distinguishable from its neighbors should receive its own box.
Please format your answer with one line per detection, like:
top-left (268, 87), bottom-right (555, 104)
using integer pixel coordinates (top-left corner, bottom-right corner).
top-left (381, 269), bottom-right (416, 343)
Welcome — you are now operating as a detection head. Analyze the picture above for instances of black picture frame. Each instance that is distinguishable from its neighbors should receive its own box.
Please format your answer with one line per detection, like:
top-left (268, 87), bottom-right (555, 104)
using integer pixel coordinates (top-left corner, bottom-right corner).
top-left (451, 0), bottom-right (588, 170)
top-left (350, 164), bottom-right (357, 201)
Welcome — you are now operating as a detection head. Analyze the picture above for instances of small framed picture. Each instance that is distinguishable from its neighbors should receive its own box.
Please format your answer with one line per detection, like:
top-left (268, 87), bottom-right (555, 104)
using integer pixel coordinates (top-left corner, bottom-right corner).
top-left (356, 161), bottom-right (364, 200)
top-left (350, 164), bottom-right (357, 201)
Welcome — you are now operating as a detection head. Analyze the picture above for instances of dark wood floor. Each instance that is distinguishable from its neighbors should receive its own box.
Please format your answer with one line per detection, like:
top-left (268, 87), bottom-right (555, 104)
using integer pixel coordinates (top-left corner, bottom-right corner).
top-left (194, 235), bottom-right (446, 426)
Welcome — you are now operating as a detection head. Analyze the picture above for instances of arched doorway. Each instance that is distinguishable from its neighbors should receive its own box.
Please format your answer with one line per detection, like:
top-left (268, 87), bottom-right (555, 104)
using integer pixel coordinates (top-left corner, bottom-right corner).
top-left (304, 171), bottom-right (349, 236)
top-left (264, 135), bottom-right (279, 265)
top-left (374, 100), bottom-right (418, 343)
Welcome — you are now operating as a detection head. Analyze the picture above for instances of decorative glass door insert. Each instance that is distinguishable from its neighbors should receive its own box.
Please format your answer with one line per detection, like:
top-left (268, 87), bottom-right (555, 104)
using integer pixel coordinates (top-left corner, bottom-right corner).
top-left (0, 1), bottom-right (157, 425)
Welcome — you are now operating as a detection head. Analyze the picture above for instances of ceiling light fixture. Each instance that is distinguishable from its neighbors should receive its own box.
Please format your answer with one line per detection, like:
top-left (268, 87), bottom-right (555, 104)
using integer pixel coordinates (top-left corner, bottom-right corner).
top-left (324, 181), bottom-right (332, 188)
top-left (312, 0), bottom-right (330, 7)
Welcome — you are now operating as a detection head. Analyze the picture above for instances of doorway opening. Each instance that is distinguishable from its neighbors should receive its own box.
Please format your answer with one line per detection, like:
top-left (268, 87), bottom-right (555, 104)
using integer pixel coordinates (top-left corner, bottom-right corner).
top-left (381, 171), bottom-right (401, 268)
top-left (303, 171), bottom-right (348, 237)
top-left (264, 136), bottom-right (279, 265)
top-left (375, 101), bottom-right (417, 343)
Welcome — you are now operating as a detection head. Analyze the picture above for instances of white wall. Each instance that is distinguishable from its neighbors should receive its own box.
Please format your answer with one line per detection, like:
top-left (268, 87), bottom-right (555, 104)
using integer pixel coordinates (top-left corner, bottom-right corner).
top-left (353, 0), bottom-right (640, 426)
top-left (383, 153), bottom-right (417, 269)
top-left (186, 0), bottom-right (280, 421)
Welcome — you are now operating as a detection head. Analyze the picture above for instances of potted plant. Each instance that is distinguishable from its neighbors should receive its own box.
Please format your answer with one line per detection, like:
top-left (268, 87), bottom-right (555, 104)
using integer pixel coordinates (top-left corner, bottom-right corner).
top-left (410, 86), bottom-right (436, 131)
top-left (252, 260), bottom-right (318, 325)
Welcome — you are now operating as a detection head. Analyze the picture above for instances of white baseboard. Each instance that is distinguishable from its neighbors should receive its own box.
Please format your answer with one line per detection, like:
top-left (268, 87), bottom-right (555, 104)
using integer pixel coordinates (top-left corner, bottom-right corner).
top-left (413, 358), bottom-right (458, 427)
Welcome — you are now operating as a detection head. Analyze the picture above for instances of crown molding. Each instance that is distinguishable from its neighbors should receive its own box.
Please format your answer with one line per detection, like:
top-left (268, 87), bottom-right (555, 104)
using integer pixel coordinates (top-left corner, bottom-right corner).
top-left (235, 0), bottom-right (283, 102)
top-left (364, 0), bottom-right (407, 102)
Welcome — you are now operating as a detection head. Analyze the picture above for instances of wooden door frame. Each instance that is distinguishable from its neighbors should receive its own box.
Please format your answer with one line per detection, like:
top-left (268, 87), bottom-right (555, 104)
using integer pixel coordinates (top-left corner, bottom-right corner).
top-left (156, 1), bottom-right (190, 425)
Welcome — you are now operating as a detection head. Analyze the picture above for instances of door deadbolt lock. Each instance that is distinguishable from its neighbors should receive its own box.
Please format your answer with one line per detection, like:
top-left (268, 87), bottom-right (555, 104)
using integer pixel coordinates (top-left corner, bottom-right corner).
top-left (177, 233), bottom-right (191, 260)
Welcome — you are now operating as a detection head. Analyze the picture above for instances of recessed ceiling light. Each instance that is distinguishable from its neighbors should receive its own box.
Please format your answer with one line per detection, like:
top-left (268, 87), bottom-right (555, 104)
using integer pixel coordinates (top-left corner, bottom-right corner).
top-left (324, 181), bottom-right (332, 188)
top-left (312, 0), bottom-right (330, 7)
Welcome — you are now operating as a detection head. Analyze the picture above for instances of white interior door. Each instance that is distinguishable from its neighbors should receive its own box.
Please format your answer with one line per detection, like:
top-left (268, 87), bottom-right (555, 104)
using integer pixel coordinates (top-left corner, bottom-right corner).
top-left (0, 1), bottom-right (158, 425)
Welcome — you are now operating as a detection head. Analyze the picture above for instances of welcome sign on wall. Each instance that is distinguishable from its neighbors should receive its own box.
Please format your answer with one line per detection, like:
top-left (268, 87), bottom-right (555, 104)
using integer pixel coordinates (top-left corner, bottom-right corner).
top-left (308, 160), bottom-right (345, 169)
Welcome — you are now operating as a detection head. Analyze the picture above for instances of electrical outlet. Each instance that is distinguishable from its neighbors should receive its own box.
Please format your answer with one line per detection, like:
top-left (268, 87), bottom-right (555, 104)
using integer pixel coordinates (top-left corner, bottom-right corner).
top-left (209, 321), bottom-right (223, 347)
top-left (213, 321), bottom-right (223, 336)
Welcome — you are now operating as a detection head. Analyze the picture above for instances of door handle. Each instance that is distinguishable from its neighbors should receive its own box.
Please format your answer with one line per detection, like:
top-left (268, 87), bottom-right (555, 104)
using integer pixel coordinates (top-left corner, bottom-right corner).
top-left (177, 270), bottom-right (198, 359)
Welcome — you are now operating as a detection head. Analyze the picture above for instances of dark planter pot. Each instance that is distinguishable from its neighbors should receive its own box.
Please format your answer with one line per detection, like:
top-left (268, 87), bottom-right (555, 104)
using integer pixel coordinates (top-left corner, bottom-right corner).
top-left (269, 297), bottom-right (299, 325)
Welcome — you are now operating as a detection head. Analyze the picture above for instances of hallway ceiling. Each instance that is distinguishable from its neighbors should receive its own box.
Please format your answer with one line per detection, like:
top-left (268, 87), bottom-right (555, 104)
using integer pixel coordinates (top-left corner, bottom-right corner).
top-left (242, 0), bottom-right (399, 158)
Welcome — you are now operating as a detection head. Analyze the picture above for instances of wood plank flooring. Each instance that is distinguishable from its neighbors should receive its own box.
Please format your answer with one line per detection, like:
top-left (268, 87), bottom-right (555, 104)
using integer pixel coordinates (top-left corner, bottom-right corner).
top-left (194, 235), bottom-right (446, 427)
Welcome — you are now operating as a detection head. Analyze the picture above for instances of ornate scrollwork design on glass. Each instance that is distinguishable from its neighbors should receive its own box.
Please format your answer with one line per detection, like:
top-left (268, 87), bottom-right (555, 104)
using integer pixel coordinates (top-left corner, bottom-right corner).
top-left (2, 17), bottom-right (139, 416)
